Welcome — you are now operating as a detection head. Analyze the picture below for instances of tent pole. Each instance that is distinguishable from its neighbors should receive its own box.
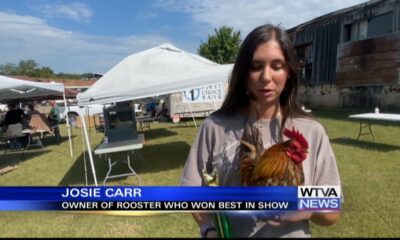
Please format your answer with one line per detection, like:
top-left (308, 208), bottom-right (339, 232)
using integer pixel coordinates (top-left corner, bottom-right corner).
top-left (80, 113), bottom-right (98, 186)
top-left (187, 102), bottom-right (197, 128)
top-left (81, 125), bottom-right (88, 186)
top-left (212, 94), bottom-right (217, 110)
top-left (63, 92), bottom-right (73, 159)
top-left (86, 106), bottom-right (92, 142)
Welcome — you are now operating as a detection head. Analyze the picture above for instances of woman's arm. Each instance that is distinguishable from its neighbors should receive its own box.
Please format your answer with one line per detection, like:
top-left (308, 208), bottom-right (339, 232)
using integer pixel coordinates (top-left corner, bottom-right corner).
top-left (192, 212), bottom-right (213, 226)
top-left (192, 212), bottom-right (218, 238)
top-left (310, 211), bottom-right (340, 226)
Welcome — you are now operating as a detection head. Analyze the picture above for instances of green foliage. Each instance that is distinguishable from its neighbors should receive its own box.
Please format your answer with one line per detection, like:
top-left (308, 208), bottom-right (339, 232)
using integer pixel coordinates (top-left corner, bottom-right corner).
top-left (55, 72), bottom-right (82, 80)
top-left (38, 67), bottom-right (54, 78)
top-left (17, 59), bottom-right (38, 76)
top-left (0, 63), bottom-right (18, 75)
top-left (198, 26), bottom-right (241, 64)
top-left (81, 73), bottom-right (96, 79)
top-left (0, 59), bottom-right (56, 78)
top-left (0, 59), bottom-right (96, 80)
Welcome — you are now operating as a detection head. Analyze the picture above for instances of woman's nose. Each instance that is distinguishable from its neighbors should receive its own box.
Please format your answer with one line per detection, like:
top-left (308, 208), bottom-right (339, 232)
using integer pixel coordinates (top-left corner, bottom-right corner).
top-left (261, 66), bottom-right (272, 82)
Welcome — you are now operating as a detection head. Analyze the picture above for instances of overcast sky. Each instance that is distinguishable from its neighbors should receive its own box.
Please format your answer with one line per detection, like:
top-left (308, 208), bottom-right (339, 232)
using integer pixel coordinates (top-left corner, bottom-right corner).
top-left (0, 0), bottom-right (368, 74)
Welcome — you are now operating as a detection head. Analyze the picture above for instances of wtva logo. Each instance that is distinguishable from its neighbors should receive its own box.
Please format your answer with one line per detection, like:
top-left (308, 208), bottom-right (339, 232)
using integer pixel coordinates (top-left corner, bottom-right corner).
top-left (298, 186), bottom-right (341, 198)
top-left (298, 186), bottom-right (341, 211)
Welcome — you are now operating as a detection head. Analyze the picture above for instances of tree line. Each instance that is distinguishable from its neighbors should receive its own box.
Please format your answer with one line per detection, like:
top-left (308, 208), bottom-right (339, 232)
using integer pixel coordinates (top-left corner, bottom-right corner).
top-left (0, 26), bottom-right (242, 79)
top-left (0, 59), bottom-right (98, 80)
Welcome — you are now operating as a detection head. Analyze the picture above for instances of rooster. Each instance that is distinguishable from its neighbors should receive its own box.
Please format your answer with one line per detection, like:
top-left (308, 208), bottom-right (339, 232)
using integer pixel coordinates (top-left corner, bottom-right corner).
top-left (240, 122), bottom-right (309, 186)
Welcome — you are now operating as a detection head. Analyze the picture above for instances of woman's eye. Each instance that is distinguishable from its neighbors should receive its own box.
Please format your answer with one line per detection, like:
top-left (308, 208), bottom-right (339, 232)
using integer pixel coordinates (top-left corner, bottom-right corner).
top-left (273, 64), bottom-right (283, 70)
top-left (250, 63), bottom-right (262, 71)
top-left (272, 61), bottom-right (286, 70)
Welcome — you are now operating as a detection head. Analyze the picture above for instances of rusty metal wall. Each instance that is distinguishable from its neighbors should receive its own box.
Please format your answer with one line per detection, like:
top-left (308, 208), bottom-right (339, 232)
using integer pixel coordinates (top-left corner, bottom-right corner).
top-left (287, 0), bottom-right (400, 86)
top-left (336, 32), bottom-right (400, 86)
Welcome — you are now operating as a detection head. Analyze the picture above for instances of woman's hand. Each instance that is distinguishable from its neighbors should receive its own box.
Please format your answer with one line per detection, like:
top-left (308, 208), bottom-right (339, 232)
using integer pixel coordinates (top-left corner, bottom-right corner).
top-left (204, 229), bottom-right (218, 238)
top-left (267, 211), bottom-right (340, 227)
top-left (266, 211), bottom-right (313, 226)
top-left (280, 211), bottom-right (313, 222)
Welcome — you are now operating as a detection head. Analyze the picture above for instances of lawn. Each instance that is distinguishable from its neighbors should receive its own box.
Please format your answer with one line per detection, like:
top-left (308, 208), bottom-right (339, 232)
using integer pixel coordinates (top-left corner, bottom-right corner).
top-left (0, 109), bottom-right (399, 237)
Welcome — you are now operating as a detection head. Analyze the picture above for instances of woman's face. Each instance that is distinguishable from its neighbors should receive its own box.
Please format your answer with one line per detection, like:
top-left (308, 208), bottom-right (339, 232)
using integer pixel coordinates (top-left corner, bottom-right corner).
top-left (247, 40), bottom-right (289, 107)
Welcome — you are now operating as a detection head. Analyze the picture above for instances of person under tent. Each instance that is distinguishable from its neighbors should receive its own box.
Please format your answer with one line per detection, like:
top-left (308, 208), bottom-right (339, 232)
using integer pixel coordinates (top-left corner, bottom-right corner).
top-left (48, 101), bottom-right (61, 141)
top-left (0, 102), bottom-right (26, 149)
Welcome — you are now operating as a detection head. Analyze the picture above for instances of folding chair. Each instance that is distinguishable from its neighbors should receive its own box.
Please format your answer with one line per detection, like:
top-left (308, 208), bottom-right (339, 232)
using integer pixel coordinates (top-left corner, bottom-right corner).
top-left (2, 123), bottom-right (25, 155)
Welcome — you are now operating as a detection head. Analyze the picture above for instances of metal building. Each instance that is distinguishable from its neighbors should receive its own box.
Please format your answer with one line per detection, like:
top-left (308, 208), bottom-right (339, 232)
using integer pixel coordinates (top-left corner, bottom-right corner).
top-left (287, 0), bottom-right (400, 110)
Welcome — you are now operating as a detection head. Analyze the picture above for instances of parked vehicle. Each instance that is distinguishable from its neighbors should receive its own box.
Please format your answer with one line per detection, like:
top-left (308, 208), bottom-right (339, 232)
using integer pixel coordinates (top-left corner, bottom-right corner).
top-left (54, 100), bottom-right (105, 126)
top-left (40, 100), bottom-right (50, 106)
top-left (54, 100), bottom-right (140, 127)
top-left (0, 104), bottom-right (8, 112)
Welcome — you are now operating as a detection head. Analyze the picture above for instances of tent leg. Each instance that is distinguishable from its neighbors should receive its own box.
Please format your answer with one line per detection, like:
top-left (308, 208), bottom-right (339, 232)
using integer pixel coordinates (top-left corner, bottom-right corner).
top-left (86, 107), bottom-right (92, 142)
top-left (81, 125), bottom-right (88, 186)
top-left (80, 114), bottom-right (98, 186)
top-left (212, 95), bottom-right (217, 110)
top-left (63, 93), bottom-right (74, 159)
top-left (187, 102), bottom-right (197, 128)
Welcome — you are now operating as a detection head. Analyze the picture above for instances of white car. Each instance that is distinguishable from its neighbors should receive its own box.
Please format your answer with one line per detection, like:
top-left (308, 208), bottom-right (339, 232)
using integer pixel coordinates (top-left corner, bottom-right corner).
top-left (54, 100), bottom-right (105, 126)
top-left (54, 101), bottom-right (141, 126)
top-left (0, 104), bottom-right (8, 112)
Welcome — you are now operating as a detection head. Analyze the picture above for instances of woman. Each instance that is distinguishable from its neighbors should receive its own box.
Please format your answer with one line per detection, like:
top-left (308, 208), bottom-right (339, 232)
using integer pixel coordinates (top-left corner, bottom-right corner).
top-left (180, 24), bottom-right (342, 238)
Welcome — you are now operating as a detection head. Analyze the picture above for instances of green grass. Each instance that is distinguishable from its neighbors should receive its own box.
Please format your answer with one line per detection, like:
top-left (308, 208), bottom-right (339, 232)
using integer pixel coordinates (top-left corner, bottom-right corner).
top-left (0, 110), bottom-right (399, 237)
top-left (310, 109), bottom-right (400, 238)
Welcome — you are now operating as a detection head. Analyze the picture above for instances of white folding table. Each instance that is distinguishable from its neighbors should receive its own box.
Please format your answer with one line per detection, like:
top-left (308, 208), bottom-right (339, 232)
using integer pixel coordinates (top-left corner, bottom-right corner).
top-left (94, 133), bottom-right (144, 185)
top-left (349, 113), bottom-right (400, 140)
top-left (22, 129), bottom-right (46, 150)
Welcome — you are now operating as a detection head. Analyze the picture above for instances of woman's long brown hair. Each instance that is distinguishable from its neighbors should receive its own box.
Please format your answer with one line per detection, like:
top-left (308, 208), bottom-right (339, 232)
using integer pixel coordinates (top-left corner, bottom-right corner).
top-left (217, 24), bottom-right (312, 139)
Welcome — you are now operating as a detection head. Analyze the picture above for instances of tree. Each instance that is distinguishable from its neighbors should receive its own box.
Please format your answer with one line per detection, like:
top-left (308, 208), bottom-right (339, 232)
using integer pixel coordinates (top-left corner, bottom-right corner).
top-left (0, 63), bottom-right (17, 75)
top-left (17, 59), bottom-right (38, 76)
top-left (81, 73), bottom-right (95, 80)
top-left (39, 67), bottom-right (54, 78)
top-left (31, 67), bottom-right (54, 78)
top-left (198, 26), bottom-right (241, 64)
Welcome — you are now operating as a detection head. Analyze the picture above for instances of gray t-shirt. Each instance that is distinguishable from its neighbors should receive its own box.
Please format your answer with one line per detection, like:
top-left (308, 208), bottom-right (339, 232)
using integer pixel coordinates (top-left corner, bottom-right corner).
top-left (180, 111), bottom-right (342, 238)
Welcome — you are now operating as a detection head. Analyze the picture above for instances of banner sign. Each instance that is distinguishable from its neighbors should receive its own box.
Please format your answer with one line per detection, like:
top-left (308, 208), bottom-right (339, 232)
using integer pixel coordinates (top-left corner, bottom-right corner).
top-left (0, 186), bottom-right (341, 212)
top-left (182, 84), bottom-right (224, 103)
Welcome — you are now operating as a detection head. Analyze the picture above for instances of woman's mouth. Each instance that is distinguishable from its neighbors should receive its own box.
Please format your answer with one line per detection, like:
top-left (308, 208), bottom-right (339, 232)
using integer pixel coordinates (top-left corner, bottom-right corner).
top-left (257, 89), bottom-right (274, 97)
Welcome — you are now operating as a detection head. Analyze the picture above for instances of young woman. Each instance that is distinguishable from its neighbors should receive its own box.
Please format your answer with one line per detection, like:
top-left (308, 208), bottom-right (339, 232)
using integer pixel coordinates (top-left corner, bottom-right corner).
top-left (180, 24), bottom-right (342, 238)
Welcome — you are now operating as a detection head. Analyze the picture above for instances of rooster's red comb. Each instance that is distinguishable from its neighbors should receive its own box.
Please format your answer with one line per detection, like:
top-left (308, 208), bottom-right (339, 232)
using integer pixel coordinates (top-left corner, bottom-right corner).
top-left (283, 127), bottom-right (309, 148)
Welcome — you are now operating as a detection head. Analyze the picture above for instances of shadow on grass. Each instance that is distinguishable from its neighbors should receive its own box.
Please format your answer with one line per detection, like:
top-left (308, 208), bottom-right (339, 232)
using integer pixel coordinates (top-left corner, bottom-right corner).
top-left (330, 137), bottom-right (400, 152)
top-left (41, 135), bottom-right (78, 147)
top-left (139, 128), bottom-right (177, 141)
top-left (169, 124), bottom-right (197, 129)
top-left (0, 149), bottom-right (51, 168)
top-left (58, 141), bottom-right (190, 186)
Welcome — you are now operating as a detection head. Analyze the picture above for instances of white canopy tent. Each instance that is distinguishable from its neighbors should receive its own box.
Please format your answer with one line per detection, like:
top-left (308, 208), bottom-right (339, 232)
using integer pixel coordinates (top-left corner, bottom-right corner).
top-left (78, 43), bottom-right (233, 105)
top-left (77, 43), bottom-right (233, 186)
top-left (0, 75), bottom-right (65, 101)
top-left (0, 75), bottom-right (73, 158)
